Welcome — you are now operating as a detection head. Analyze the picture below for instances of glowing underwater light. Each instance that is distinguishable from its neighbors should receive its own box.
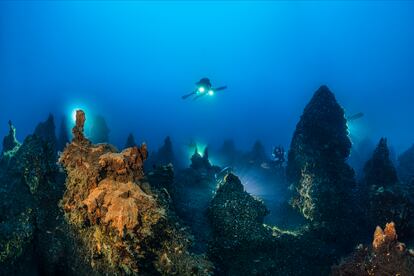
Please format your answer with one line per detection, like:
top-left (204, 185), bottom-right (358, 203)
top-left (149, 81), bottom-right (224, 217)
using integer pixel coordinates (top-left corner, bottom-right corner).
top-left (208, 90), bottom-right (214, 96)
top-left (198, 86), bottom-right (205, 93)
top-left (71, 109), bottom-right (79, 123)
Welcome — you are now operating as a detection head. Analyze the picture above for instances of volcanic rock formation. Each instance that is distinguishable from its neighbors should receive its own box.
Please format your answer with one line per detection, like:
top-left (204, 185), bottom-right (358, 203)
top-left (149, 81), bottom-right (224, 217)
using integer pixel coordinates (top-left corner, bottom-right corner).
top-left (59, 110), bottom-right (212, 275)
top-left (362, 138), bottom-right (414, 239)
top-left (147, 136), bottom-right (178, 169)
top-left (125, 133), bottom-right (137, 148)
top-left (207, 173), bottom-right (335, 275)
top-left (332, 222), bottom-right (414, 275)
top-left (286, 85), bottom-right (357, 233)
top-left (0, 116), bottom-right (66, 275)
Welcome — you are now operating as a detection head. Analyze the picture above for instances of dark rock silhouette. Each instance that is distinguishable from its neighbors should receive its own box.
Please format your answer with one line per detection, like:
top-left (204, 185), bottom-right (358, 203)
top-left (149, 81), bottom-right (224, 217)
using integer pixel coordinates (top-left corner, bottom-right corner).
top-left (363, 138), bottom-right (414, 239)
top-left (173, 145), bottom-right (221, 253)
top-left (287, 85), bottom-right (356, 230)
top-left (217, 139), bottom-right (239, 166)
top-left (89, 114), bottom-right (110, 144)
top-left (156, 136), bottom-right (176, 165)
top-left (398, 144), bottom-right (414, 184)
top-left (190, 147), bottom-right (212, 171)
top-left (348, 138), bottom-right (376, 179)
top-left (0, 117), bottom-right (66, 275)
top-left (124, 132), bottom-right (137, 148)
top-left (57, 115), bottom-right (69, 151)
top-left (145, 136), bottom-right (179, 170)
top-left (246, 140), bottom-right (268, 165)
top-left (332, 222), bottom-right (414, 275)
top-left (364, 138), bottom-right (398, 189)
top-left (33, 114), bottom-right (57, 152)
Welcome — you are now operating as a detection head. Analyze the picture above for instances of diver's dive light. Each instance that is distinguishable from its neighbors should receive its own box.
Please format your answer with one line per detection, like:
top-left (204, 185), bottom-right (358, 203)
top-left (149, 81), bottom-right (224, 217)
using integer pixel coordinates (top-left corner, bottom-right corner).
top-left (198, 86), bottom-right (205, 93)
top-left (182, 78), bottom-right (227, 100)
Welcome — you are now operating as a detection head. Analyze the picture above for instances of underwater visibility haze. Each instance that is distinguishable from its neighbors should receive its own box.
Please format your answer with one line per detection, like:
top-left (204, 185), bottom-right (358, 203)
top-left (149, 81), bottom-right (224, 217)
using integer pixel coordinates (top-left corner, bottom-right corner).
top-left (1, 1), bottom-right (414, 275)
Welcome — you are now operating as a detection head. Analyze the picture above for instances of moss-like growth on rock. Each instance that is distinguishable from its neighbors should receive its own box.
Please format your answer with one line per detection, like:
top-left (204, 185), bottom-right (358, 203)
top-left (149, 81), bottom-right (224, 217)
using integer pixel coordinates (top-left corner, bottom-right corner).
top-left (287, 85), bottom-right (356, 228)
top-left (0, 208), bottom-right (34, 264)
top-left (332, 222), bottom-right (414, 275)
top-left (59, 110), bottom-right (213, 275)
top-left (207, 173), bottom-right (336, 275)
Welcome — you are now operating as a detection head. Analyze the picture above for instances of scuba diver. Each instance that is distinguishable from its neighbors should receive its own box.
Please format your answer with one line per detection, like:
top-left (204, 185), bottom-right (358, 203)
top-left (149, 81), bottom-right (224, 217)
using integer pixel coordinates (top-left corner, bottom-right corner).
top-left (182, 77), bottom-right (227, 101)
top-left (271, 145), bottom-right (286, 168)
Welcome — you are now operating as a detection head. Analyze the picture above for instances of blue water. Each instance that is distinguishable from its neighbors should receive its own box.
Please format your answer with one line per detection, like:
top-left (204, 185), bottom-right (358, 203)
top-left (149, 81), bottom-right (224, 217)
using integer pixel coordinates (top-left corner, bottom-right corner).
top-left (1, 1), bottom-right (414, 155)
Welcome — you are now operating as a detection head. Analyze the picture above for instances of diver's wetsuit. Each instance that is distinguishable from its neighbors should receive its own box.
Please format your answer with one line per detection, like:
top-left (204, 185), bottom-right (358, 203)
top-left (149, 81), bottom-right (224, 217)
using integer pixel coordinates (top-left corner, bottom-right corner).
top-left (196, 78), bottom-right (212, 89)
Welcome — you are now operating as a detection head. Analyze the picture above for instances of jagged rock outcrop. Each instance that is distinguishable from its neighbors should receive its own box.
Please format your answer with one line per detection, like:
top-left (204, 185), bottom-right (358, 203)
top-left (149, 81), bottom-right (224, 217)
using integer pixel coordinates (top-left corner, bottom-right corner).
top-left (146, 136), bottom-right (178, 169)
top-left (33, 113), bottom-right (58, 153)
top-left (348, 138), bottom-right (376, 179)
top-left (0, 115), bottom-right (66, 275)
top-left (172, 146), bottom-right (221, 253)
top-left (1, 120), bottom-right (20, 161)
top-left (363, 138), bottom-right (414, 239)
top-left (9, 115), bottom-right (59, 194)
top-left (59, 110), bottom-right (213, 275)
top-left (398, 144), bottom-right (414, 184)
top-left (90, 114), bottom-right (110, 144)
top-left (207, 173), bottom-right (335, 275)
top-left (286, 86), bottom-right (357, 232)
top-left (207, 173), bottom-right (275, 274)
top-left (332, 222), bottom-right (414, 275)
top-left (190, 147), bottom-right (213, 172)
top-left (125, 133), bottom-right (137, 148)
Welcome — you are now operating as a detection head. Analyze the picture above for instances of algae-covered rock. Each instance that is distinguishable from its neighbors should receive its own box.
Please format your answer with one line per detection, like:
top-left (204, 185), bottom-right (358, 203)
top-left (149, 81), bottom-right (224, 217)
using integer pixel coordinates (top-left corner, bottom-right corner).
top-left (332, 222), bottom-right (414, 275)
top-left (10, 134), bottom-right (58, 194)
top-left (59, 110), bottom-right (213, 275)
top-left (0, 114), bottom-right (66, 275)
top-left (286, 85), bottom-right (357, 233)
top-left (207, 173), bottom-right (335, 275)
top-left (0, 208), bottom-right (34, 264)
top-left (207, 173), bottom-right (275, 275)
top-left (363, 138), bottom-right (414, 239)
top-left (208, 173), bottom-right (270, 243)
top-left (34, 113), bottom-right (58, 153)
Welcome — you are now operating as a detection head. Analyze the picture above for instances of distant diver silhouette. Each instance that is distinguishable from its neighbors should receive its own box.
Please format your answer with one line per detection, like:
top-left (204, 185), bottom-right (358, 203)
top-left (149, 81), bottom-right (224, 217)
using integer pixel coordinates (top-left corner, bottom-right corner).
top-left (182, 77), bottom-right (227, 101)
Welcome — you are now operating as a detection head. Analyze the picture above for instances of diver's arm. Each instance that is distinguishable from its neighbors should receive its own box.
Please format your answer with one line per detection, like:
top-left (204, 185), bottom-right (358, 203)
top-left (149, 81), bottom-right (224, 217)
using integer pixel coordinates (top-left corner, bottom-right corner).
top-left (182, 90), bottom-right (197, 100)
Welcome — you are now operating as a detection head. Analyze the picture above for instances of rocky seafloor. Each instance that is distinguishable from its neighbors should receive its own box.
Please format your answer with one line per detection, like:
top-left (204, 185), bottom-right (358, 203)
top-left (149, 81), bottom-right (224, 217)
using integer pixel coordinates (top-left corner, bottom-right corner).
top-left (2, 85), bottom-right (414, 275)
